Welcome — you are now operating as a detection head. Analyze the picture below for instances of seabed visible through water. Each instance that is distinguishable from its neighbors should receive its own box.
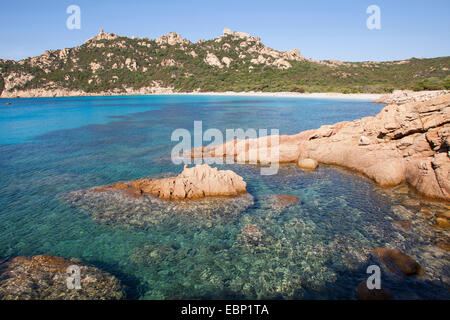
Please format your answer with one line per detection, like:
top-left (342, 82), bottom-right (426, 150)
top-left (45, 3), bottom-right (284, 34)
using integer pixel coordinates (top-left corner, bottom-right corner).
top-left (0, 95), bottom-right (448, 299)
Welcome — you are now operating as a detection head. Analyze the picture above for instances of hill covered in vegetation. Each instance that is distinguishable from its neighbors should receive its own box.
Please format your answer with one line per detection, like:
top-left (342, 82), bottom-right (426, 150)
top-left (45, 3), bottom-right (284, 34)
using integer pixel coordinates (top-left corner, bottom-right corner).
top-left (1, 28), bottom-right (449, 97)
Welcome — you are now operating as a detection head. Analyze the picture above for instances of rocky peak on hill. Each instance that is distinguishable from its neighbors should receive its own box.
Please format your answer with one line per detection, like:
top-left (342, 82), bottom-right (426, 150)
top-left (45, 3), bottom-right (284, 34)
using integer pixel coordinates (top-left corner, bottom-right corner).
top-left (222, 28), bottom-right (261, 42)
top-left (86, 29), bottom-right (119, 43)
top-left (156, 32), bottom-right (191, 46)
top-left (220, 27), bottom-right (305, 64)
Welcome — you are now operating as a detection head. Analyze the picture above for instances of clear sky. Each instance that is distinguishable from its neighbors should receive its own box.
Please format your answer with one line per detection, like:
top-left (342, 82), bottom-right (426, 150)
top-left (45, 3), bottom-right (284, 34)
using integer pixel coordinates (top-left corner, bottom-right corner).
top-left (0, 0), bottom-right (449, 62)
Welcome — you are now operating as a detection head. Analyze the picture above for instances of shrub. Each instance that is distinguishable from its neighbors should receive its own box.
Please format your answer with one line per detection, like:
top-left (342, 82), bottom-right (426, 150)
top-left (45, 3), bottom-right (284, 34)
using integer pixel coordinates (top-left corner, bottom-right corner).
top-left (421, 77), bottom-right (445, 90)
top-left (290, 86), bottom-right (305, 93)
top-left (444, 76), bottom-right (450, 90)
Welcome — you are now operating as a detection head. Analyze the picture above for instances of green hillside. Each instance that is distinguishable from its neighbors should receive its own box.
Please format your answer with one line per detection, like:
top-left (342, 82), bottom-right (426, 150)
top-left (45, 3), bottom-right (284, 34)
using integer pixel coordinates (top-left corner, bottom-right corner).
top-left (1, 30), bottom-right (449, 95)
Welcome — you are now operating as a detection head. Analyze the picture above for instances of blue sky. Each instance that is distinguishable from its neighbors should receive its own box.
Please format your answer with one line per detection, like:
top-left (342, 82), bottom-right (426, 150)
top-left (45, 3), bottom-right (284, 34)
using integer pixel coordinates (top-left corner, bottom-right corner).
top-left (0, 0), bottom-right (449, 62)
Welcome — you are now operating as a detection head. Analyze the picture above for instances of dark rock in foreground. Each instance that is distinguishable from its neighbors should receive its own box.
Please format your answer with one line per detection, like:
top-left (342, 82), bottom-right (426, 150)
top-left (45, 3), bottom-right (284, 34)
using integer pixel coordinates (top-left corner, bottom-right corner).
top-left (355, 280), bottom-right (393, 300)
top-left (0, 255), bottom-right (124, 300)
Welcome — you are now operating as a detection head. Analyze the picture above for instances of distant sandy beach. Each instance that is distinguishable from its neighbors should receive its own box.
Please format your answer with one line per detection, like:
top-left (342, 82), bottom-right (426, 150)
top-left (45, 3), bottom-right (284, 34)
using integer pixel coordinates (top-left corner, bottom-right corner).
top-left (1, 90), bottom-right (384, 101)
top-left (172, 91), bottom-right (384, 101)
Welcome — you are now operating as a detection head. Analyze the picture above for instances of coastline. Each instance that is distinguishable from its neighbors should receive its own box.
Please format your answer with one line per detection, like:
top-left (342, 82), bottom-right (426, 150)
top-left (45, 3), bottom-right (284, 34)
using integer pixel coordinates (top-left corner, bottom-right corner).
top-left (193, 93), bottom-right (450, 201)
top-left (0, 89), bottom-right (383, 101)
top-left (3, 89), bottom-right (446, 104)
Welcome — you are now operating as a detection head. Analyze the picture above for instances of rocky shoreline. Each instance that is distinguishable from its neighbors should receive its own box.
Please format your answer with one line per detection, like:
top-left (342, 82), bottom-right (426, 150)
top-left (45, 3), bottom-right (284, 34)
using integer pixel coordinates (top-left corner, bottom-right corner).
top-left (0, 84), bottom-right (175, 99)
top-left (193, 94), bottom-right (450, 201)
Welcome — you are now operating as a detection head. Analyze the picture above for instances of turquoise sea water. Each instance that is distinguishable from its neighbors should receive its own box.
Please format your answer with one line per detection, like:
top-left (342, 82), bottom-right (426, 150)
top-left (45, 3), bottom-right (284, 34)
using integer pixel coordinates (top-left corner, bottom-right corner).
top-left (0, 95), bottom-right (448, 299)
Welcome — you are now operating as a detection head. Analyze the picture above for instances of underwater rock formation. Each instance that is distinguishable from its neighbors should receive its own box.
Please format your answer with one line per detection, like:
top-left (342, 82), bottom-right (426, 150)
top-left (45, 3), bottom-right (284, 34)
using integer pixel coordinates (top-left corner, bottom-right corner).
top-left (0, 255), bottom-right (124, 300)
top-left (240, 224), bottom-right (265, 245)
top-left (371, 248), bottom-right (421, 276)
top-left (268, 194), bottom-right (301, 208)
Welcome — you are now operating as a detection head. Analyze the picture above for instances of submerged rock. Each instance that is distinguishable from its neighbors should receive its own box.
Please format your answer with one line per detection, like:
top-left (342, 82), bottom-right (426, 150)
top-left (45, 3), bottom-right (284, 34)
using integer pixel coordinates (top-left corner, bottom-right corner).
top-left (393, 220), bottom-right (412, 233)
top-left (0, 255), bottom-right (124, 300)
top-left (271, 194), bottom-right (301, 207)
top-left (240, 224), bottom-right (265, 245)
top-left (435, 217), bottom-right (450, 229)
top-left (435, 239), bottom-right (450, 251)
top-left (130, 243), bottom-right (178, 265)
top-left (256, 194), bottom-right (302, 219)
top-left (371, 248), bottom-right (421, 276)
top-left (66, 184), bottom-right (253, 229)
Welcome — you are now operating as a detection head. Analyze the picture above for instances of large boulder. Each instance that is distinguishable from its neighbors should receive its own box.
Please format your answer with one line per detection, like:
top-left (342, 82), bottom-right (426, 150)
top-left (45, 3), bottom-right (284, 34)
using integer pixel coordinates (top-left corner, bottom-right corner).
top-left (371, 248), bottom-right (421, 276)
top-left (66, 165), bottom-right (253, 228)
top-left (297, 158), bottom-right (318, 170)
top-left (98, 164), bottom-right (247, 200)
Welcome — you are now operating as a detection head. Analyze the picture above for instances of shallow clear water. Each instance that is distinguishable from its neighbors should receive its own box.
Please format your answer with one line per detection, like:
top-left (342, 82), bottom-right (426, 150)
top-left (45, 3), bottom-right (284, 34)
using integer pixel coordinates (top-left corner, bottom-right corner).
top-left (0, 95), bottom-right (448, 299)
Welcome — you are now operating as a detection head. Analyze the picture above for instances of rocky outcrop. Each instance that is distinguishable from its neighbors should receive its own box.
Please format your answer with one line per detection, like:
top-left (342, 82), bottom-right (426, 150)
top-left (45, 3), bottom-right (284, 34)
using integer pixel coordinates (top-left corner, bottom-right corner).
top-left (86, 29), bottom-right (119, 43)
top-left (222, 28), bottom-right (261, 43)
top-left (221, 56), bottom-right (233, 68)
top-left (95, 164), bottom-right (247, 200)
top-left (220, 28), bottom-right (303, 70)
top-left (193, 94), bottom-right (450, 200)
top-left (66, 165), bottom-right (253, 228)
top-left (204, 52), bottom-right (223, 68)
top-left (0, 82), bottom-right (174, 98)
top-left (375, 90), bottom-right (449, 105)
top-left (3, 72), bottom-right (34, 92)
top-left (0, 255), bottom-right (124, 300)
top-left (155, 32), bottom-right (190, 46)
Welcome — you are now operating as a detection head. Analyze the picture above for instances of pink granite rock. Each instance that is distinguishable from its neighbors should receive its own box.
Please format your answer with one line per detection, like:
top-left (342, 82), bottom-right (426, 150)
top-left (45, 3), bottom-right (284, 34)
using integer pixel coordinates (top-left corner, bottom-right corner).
top-left (192, 94), bottom-right (450, 200)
